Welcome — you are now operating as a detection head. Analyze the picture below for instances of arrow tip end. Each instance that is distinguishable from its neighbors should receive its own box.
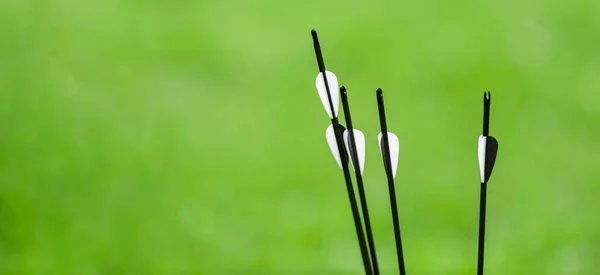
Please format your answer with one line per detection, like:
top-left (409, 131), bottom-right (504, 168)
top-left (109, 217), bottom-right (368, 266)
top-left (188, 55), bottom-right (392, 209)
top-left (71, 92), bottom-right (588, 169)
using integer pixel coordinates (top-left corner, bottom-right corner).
top-left (484, 91), bottom-right (491, 105)
top-left (377, 88), bottom-right (384, 102)
top-left (311, 29), bottom-right (319, 43)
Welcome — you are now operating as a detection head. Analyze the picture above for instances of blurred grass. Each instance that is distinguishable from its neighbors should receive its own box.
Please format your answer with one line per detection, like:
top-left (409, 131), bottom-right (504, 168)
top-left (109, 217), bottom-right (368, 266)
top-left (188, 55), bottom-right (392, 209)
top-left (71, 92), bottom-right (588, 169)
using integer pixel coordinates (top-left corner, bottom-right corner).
top-left (1, 0), bottom-right (599, 274)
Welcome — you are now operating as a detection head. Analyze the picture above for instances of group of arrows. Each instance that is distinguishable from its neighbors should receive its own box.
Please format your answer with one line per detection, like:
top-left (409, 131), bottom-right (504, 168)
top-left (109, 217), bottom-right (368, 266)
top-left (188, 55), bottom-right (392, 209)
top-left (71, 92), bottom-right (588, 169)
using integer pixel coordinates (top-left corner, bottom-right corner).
top-left (310, 29), bottom-right (499, 275)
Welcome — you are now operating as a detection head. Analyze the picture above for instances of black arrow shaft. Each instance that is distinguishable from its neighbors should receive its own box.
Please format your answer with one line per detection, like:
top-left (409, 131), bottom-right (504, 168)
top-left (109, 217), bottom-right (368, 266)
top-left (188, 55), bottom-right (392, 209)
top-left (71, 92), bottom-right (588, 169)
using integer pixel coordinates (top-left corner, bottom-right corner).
top-left (312, 30), bottom-right (336, 120)
top-left (483, 92), bottom-right (490, 136)
top-left (477, 181), bottom-right (487, 275)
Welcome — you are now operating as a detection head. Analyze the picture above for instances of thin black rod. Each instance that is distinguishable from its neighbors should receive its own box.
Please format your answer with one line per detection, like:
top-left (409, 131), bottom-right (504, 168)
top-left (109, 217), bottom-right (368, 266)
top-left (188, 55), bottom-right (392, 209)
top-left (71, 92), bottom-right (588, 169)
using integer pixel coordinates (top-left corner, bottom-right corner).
top-left (341, 86), bottom-right (380, 275)
top-left (483, 92), bottom-right (490, 136)
top-left (376, 88), bottom-right (406, 275)
top-left (312, 29), bottom-right (373, 275)
top-left (478, 91), bottom-right (491, 275)
top-left (477, 182), bottom-right (488, 275)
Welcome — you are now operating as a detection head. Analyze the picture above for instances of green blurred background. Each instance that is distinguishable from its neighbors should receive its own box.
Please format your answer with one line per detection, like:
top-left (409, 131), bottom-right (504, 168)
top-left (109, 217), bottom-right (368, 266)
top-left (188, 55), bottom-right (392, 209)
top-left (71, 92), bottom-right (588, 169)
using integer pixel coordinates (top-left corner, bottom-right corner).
top-left (1, 0), bottom-right (599, 274)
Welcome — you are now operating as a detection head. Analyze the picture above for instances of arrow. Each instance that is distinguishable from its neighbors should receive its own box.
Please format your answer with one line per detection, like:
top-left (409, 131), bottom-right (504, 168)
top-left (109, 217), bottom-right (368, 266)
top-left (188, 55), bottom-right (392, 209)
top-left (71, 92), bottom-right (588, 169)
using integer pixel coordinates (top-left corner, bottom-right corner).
top-left (376, 88), bottom-right (407, 275)
top-left (312, 29), bottom-right (373, 275)
top-left (341, 86), bottom-right (380, 275)
top-left (476, 91), bottom-right (499, 275)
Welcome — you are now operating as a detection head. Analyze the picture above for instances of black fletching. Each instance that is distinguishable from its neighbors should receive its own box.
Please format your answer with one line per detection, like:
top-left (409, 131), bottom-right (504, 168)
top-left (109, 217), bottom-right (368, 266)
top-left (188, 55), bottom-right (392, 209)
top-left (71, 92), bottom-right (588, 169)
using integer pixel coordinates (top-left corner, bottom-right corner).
top-left (484, 136), bottom-right (498, 183)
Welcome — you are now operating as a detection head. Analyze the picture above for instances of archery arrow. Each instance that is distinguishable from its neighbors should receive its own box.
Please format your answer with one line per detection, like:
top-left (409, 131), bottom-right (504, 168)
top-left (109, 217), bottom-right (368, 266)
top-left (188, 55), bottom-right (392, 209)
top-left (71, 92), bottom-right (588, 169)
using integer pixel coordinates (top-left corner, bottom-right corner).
top-left (376, 88), bottom-right (406, 275)
top-left (341, 86), bottom-right (380, 275)
top-left (476, 91), bottom-right (499, 275)
top-left (312, 29), bottom-right (373, 275)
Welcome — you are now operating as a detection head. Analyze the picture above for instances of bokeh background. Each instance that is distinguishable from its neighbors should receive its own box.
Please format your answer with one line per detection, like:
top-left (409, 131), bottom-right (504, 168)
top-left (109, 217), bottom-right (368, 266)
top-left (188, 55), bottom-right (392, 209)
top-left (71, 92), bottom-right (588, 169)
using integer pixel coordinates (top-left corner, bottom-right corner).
top-left (1, 0), bottom-right (599, 274)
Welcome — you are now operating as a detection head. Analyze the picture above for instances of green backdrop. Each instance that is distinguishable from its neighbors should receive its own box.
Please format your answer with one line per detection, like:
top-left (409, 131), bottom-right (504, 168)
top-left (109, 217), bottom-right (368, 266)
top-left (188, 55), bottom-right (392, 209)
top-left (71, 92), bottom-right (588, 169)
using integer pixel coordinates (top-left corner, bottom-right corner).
top-left (1, 0), bottom-right (599, 274)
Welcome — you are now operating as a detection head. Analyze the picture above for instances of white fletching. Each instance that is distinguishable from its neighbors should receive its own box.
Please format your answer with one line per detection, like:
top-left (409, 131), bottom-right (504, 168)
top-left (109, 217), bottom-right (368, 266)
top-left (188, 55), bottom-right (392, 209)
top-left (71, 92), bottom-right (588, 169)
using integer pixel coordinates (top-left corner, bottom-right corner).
top-left (343, 129), bottom-right (366, 175)
top-left (378, 132), bottom-right (400, 178)
top-left (326, 125), bottom-right (342, 169)
top-left (477, 135), bottom-right (486, 183)
top-left (315, 71), bottom-right (339, 118)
